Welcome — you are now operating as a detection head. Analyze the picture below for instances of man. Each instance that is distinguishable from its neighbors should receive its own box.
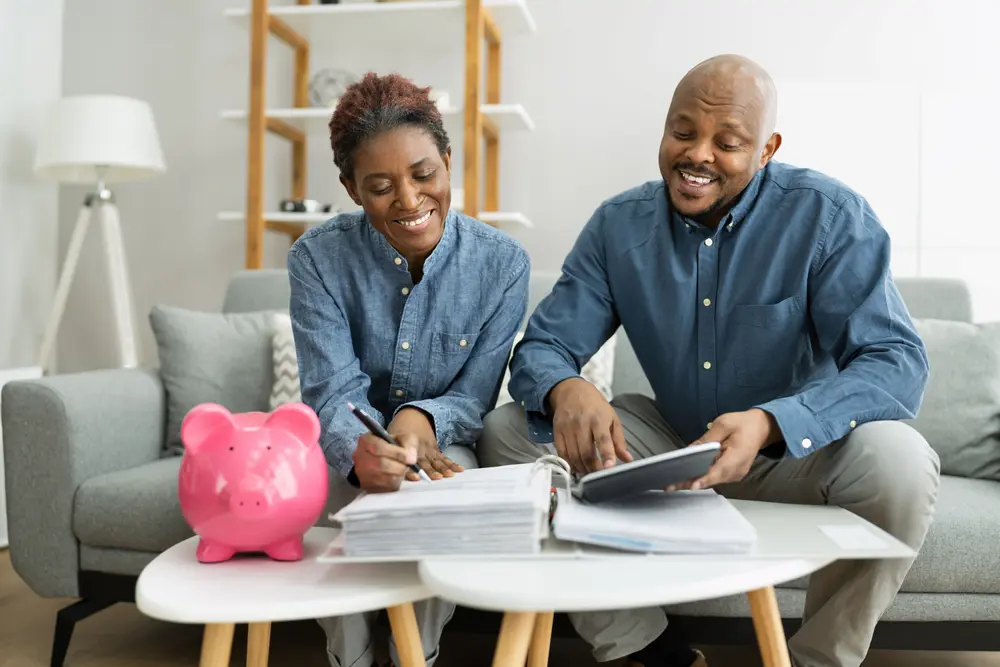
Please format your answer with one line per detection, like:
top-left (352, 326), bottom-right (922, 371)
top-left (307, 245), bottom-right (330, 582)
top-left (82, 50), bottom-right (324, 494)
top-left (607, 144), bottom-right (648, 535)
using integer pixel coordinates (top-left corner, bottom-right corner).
top-left (478, 54), bottom-right (941, 667)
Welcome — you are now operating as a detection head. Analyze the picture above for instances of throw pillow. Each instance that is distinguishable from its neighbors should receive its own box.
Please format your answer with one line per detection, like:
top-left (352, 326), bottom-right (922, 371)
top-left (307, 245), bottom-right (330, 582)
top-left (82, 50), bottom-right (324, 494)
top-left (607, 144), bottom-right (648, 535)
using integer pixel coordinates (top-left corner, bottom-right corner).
top-left (270, 312), bottom-right (302, 409)
top-left (906, 319), bottom-right (1000, 481)
top-left (149, 305), bottom-right (277, 456)
top-left (495, 331), bottom-right (618, 407)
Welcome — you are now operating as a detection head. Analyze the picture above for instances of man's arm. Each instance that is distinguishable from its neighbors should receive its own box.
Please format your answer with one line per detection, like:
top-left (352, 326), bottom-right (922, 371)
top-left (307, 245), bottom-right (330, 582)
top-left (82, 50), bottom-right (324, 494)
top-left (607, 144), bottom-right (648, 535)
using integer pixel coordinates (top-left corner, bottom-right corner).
top-left (509, 207), bottom-right (621, 436)
top-left (756, 195), bottom-right (930, 458)
top-left (400, 255), bottom-right (531, 449)
top-left (287, 245), bottom-right (380, 479)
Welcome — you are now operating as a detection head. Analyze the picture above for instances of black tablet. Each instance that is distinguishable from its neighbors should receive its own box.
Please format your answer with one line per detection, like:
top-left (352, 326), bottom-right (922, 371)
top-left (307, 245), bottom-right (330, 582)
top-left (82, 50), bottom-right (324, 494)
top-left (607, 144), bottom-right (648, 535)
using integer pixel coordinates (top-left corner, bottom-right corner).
top-left (569, 442), bottom-right (721, 504)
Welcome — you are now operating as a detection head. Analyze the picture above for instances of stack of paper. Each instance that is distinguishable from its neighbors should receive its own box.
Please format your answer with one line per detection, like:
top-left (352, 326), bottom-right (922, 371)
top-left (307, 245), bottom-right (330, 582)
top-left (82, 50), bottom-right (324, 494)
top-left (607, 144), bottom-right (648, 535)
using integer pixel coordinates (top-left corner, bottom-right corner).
top-left (331, 463), bottom-right (552, 558)
top-left (552, 488), bottom-right (758, 554)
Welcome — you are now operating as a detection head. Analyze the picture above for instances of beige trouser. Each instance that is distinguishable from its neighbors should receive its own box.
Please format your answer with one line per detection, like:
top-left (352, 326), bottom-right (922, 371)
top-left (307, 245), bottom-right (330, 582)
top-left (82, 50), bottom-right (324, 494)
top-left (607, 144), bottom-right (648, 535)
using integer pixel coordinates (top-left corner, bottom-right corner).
top-left (478, 394), bottom-right (941, 667)
top-left (317, 445), bottom-right (480, 667)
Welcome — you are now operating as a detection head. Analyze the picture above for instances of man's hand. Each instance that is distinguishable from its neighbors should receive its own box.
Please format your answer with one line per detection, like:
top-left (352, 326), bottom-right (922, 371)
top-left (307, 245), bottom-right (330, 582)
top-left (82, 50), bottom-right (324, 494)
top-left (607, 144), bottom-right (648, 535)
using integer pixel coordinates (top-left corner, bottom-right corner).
top-left (548, 377), bottom-right (632, 474)
top-left (667, 408), bottom-right (780, 491)
top-left (389, 407), bottom-right (464, 482)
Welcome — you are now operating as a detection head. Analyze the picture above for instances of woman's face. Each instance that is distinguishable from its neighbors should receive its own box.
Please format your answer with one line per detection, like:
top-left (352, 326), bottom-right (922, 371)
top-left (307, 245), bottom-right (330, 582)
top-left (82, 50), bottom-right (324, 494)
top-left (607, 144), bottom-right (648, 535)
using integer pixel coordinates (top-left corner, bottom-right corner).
top-left (341, 125), bottom-right (452, 261)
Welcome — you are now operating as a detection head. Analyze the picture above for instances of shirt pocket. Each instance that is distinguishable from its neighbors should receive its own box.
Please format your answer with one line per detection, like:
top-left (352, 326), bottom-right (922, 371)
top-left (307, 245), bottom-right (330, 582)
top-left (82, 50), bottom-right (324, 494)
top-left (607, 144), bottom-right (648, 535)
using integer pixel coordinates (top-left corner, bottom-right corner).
top-left (428, 331), bottom-right (481, 393)
top-left (731, 295), bottom-right (806, 390)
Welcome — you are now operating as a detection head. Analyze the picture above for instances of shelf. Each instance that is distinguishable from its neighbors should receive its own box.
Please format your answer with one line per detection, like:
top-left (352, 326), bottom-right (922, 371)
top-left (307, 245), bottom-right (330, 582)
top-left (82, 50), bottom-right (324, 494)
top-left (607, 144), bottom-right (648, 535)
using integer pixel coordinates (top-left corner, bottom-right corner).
top-left (220, 103), bottom-right (534, 132)
top-left (218, 209), bottom-right (533, 228)
top-left (224, 0), bottom-right (536, 38)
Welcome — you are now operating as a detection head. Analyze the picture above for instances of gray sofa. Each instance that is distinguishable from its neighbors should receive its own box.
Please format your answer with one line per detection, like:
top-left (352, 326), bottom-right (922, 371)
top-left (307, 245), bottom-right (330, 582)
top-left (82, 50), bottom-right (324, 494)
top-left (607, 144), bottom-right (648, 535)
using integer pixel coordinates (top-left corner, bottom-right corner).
top-left (4, 269), bottom-right (1000, 667)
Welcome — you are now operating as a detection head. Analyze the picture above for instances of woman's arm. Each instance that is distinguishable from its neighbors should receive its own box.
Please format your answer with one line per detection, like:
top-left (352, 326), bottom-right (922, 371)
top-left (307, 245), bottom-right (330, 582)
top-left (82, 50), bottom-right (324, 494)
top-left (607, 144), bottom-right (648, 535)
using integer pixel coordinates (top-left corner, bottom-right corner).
top-left (287, 244), bottom-right (381, 480)
top-left (397, 253), bottom-right (530, 452)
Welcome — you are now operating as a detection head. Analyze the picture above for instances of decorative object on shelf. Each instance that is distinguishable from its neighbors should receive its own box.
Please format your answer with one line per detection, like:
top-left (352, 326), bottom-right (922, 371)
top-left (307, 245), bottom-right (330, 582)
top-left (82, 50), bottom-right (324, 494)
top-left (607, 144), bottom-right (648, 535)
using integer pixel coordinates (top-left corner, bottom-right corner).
top-left (319, 0), bottom-right (340, 4)
top-left (178, 402), bottom-right (329, 564)
top-left (279, 198), bottom-right (334, 214)
top-left (308, 67), bottom-right (358, 108)
top-left (34, 94), bottom-right (166, 374)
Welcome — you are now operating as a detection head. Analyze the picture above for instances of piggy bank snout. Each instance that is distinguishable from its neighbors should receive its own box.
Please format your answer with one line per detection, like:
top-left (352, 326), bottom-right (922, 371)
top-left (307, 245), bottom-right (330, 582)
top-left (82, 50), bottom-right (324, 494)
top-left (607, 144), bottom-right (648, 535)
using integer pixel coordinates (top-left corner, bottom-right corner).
top-left (229, 488), bottom-right (271, 519)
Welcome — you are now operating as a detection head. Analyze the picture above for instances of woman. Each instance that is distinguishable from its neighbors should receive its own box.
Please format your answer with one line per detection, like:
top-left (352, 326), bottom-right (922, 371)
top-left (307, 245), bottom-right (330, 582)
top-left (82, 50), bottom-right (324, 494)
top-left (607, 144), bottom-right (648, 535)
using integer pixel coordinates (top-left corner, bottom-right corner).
top-left (287, 72), bottom-right (530, 667)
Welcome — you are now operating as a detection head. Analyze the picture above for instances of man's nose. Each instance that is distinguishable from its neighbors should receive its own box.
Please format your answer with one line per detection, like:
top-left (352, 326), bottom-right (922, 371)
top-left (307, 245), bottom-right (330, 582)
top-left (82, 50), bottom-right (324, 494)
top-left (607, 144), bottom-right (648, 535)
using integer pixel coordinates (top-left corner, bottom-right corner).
top-left (684, 139), bottom-right (715, 166)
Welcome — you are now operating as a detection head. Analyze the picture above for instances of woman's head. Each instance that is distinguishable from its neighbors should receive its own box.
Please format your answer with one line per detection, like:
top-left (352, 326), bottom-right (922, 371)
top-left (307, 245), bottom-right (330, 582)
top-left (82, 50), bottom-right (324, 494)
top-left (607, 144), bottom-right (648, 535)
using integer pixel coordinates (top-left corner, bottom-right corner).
top-left (330, 72), bottom-right (452, 262)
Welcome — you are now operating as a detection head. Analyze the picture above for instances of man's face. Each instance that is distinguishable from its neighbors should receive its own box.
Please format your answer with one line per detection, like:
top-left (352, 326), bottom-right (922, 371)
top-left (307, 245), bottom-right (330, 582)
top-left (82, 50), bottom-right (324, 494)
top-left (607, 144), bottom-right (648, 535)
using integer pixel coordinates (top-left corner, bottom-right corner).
top-left (658, 77), bottom-right (778, 225)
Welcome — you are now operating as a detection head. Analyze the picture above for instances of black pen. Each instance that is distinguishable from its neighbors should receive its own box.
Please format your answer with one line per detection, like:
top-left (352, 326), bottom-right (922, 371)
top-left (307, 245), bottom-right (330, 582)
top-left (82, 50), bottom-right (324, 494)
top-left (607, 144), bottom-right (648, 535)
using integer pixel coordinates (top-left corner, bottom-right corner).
top-left (347, 402), bottom-right (433, 483)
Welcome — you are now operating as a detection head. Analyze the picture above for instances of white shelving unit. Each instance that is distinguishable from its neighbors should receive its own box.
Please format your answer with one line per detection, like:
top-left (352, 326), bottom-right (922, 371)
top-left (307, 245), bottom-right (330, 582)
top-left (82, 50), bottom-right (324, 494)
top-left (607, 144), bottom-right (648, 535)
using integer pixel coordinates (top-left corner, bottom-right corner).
top-left (224, 0), bottom-right (537, 269)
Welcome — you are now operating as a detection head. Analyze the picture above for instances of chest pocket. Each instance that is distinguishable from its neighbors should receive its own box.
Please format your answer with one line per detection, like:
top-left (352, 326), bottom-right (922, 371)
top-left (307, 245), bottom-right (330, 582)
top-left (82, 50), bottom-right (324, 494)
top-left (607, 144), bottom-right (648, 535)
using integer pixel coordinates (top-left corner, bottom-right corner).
top-left (731, 295), bottom-right (806, 389)
top-left (428, 331), bottom-right (481, 393)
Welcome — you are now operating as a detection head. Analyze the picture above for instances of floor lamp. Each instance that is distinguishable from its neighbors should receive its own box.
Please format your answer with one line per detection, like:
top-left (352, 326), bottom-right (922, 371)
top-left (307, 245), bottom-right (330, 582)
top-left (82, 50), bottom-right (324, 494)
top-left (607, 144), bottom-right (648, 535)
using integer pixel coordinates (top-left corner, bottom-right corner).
top-left (34, 95), bottom-right (166, 374)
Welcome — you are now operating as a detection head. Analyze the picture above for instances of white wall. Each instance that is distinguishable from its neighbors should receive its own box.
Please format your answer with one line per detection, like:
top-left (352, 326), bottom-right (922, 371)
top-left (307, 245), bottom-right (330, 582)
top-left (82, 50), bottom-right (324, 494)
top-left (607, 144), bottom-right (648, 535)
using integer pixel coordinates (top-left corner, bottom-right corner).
top-left (52, 0), bottom-right (1000, 374)
top-left (0, 0), bottom-right (63, 369)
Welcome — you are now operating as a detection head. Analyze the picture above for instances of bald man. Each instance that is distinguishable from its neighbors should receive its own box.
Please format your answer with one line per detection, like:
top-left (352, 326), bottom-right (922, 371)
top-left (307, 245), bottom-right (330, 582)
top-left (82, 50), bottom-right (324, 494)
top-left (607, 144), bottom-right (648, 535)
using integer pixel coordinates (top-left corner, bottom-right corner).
top-left (478, 54), bottom-right (940, 667)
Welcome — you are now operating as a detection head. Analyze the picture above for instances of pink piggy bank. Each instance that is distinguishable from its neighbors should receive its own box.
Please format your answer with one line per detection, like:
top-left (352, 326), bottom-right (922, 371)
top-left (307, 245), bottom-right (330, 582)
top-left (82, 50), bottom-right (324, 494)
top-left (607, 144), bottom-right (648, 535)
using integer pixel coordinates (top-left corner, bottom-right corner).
top-left (177, 402), bottom-right (329, 564)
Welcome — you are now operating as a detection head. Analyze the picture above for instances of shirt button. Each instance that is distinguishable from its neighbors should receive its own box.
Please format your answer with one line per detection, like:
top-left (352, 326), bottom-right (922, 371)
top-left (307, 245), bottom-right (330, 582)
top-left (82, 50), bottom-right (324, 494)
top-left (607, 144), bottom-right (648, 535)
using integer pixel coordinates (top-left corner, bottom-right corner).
top-left (394, 257), bottom-right (402, 266)
top-left (395, 389), bottom-right (404, 397)
top-left (802, 438), bottom-right (812, 449)
top-left (704, 238), bottom-right (713, 247)
top-left (703, 298), bottom-right (711, 307)
top-left (849, 420), bottom-right (857, 428)
top-left (459, 339), bottom-right (468, 347)
top-left (703, 361), bottom-right (712, 370)
top-left (401, 287), bottom-right (410, 296)
top-left (401, 341), bottom-right (410, 350)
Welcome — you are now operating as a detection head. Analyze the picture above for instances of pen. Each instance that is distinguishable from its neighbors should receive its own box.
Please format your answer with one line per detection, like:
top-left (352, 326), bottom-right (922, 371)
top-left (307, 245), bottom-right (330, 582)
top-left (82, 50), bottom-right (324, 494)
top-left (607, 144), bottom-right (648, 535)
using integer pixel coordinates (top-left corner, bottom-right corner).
top-left (347, 402), bottom-right (433, 483)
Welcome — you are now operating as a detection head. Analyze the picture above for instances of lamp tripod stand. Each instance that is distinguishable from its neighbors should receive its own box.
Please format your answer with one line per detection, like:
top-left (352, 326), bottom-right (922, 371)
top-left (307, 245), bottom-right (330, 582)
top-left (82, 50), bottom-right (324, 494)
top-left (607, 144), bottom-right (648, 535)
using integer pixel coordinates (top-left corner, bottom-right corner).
top-left (38, 182), bottom-right (138, 374)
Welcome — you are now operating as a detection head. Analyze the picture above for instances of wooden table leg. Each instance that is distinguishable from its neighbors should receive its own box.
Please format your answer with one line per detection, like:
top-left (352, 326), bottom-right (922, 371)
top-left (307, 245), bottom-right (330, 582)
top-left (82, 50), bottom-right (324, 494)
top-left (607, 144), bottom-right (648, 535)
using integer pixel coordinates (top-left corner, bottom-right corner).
top-left (246, 622), bottom-right (271, 667)
top-left (199, 623), bottom-right (235, 667)
top-left (526, 611), bottom-right (554, 667)
top-left (747, 586), bottom-right (792, 667)
top-left (491, 611), bottom-right (538, 667)
top-left (386, 603), bottom-right (427, 667)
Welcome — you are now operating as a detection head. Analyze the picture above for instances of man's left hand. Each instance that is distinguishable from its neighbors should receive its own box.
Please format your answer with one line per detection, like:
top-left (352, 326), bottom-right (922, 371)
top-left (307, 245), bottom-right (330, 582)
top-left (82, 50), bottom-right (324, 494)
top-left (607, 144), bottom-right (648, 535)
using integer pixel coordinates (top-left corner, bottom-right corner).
top-left (667, 408), bottom-right (780, 491)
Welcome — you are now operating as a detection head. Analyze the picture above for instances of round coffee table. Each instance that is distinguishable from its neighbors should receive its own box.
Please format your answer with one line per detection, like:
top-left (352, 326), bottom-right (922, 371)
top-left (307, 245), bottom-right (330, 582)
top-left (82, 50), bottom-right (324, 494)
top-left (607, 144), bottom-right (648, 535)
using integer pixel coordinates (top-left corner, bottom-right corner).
top-left (418, 554), bottom-right (833, 667)
top-left (136, 527), bottom-right (433, 667)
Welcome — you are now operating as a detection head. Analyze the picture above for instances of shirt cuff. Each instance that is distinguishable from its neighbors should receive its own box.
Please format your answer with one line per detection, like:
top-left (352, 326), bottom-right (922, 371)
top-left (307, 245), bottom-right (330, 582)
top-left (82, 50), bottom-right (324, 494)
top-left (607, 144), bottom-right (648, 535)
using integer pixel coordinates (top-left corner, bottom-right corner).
top-left (392, 400), bottom-right (452, 449)
top-left (346, 465), bottom-right (361, 488)
top-left (755, 396), bottom-right (831, 458)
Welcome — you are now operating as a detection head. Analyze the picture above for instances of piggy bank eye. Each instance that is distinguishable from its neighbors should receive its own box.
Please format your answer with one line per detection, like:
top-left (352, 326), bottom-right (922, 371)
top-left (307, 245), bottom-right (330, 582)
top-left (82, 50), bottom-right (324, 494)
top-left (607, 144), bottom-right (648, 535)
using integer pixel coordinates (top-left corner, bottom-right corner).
top-left (228, 446), bottom-right (234, 451)
top-left (266, 445), bottom-right (271, 450)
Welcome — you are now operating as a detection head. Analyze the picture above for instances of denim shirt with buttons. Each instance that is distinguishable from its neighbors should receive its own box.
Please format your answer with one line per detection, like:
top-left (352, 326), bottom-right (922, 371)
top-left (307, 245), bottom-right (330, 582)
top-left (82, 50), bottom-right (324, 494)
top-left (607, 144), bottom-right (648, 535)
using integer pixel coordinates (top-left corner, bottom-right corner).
top-left (288, 209), bottom-right (530, 478)
top-left (508, 160), bottom-right (929, 458)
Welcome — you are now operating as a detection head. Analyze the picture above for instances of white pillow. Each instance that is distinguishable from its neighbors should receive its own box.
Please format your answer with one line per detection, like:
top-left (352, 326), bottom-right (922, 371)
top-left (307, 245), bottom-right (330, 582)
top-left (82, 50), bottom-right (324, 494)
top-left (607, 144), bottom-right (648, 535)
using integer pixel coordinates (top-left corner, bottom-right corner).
top-left (269, 312), bottom-right (301, 409)
top-left (496, 331), bottom-right (617, 407)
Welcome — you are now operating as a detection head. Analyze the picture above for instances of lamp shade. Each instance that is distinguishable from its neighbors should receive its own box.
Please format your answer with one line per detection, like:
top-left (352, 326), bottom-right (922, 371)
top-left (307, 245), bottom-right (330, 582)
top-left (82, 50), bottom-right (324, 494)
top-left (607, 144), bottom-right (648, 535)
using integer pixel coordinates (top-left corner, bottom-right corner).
top-left (34, 94), bottom-right (166, 184)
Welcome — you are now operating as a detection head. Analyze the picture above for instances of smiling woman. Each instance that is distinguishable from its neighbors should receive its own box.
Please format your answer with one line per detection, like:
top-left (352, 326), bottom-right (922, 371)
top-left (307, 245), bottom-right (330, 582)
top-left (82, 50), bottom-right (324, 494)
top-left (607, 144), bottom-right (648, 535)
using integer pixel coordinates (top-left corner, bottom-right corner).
top-left (285, 71), bottom-right (530, 667)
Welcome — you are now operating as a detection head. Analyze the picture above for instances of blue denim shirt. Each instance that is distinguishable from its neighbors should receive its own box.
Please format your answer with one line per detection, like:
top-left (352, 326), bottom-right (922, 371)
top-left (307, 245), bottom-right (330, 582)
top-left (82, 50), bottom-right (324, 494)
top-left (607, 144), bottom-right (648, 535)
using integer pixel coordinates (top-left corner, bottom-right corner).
top-left (288, 209), bottom-right (530, 478)
top-left (509, 160), bottom-right (929, 459)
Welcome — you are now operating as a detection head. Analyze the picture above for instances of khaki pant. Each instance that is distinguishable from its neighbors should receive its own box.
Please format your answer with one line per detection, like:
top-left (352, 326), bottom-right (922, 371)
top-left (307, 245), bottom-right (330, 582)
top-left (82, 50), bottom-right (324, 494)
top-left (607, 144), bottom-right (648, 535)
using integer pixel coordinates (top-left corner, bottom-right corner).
top-left (478, 394), bottom-right (940, 667)
top-left (317, 445), bottom-right (480, 667)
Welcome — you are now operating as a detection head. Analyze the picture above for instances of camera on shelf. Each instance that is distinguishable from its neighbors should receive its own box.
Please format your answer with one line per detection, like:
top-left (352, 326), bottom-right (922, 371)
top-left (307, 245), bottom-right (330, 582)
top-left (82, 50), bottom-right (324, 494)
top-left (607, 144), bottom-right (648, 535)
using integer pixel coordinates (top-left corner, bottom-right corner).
top-left (279, 199), bottom-right (334, 214)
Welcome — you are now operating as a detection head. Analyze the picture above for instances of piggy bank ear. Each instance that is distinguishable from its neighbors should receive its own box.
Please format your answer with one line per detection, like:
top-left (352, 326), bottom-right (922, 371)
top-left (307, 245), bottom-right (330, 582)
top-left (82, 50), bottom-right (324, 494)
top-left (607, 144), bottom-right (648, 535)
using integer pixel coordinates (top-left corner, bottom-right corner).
top-left (264, 402), bottom-right (320, 445)
top-left (181, 403), bottom-right (236, 454)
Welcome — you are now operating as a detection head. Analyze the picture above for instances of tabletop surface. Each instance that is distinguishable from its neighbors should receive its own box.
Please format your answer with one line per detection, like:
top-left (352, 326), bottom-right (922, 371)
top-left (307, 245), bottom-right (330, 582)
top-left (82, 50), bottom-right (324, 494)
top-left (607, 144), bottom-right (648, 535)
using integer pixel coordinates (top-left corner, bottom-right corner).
top-left (135, 527), bottom-right (431, 624)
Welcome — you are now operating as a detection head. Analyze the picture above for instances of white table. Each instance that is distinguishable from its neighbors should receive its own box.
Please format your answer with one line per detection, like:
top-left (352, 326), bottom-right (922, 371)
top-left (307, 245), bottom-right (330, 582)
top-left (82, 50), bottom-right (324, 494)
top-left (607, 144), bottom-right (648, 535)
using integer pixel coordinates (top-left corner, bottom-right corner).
top-left (136, 527), bottom-right (434, 667)
top-left (417, 499), bottom-right (916, 667)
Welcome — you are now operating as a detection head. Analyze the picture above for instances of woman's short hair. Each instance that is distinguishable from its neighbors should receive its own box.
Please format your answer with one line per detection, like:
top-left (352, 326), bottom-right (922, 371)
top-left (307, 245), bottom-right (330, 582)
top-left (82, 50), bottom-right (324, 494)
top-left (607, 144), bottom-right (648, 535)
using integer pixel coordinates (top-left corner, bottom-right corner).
top-left (328, 72), bottom-right (451, 180)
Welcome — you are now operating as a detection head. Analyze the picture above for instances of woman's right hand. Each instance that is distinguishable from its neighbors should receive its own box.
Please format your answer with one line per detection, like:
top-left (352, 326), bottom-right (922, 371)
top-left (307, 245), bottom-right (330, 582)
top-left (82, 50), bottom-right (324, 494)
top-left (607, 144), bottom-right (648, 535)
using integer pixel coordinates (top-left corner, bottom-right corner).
top-left (351, 433), bottom-right (418, 493)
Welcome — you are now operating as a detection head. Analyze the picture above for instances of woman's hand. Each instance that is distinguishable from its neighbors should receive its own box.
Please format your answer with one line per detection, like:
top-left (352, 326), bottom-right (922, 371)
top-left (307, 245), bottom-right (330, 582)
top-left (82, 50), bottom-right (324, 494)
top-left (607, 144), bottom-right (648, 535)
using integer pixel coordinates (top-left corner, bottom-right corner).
top-left (390, 407), bottom-right (465, 481)
top-left (351, 432), bottom-right (418, 493)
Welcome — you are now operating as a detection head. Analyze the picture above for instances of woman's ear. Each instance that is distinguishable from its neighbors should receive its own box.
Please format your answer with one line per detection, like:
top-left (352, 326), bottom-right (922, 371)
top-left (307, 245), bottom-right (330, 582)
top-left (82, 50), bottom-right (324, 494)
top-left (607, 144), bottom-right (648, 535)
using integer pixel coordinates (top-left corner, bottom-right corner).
top-left (340, 174), bottom-right (363, 206)
top-left (442, 147), bottom-right (452, 174)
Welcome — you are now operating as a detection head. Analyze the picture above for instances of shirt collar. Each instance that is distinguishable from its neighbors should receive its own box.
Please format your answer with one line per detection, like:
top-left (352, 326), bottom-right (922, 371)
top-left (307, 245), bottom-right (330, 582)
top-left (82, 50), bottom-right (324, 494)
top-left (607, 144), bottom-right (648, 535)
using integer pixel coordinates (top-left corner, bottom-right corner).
top-left (670, 165), bottom-right (766, 235)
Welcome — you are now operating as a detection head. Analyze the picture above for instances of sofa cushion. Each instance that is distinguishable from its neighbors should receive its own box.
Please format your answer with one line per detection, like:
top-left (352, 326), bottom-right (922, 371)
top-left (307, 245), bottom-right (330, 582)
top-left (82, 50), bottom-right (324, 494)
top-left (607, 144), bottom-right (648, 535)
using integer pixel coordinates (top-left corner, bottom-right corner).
top-left (906, 319), bottom-right (1000, 481)
top-left (150, 305), bottom-right (277, 456)
top-left (900, 474), bottom-right (1000, 594)
top-left (74, 457), bottom-right (193, 553)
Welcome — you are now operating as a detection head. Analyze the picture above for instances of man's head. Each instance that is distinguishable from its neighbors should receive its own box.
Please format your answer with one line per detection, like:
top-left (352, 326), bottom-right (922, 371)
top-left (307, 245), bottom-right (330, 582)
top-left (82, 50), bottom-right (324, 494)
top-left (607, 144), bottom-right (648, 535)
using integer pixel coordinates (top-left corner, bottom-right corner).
top-left (658, 54), bottom-right (782, 226)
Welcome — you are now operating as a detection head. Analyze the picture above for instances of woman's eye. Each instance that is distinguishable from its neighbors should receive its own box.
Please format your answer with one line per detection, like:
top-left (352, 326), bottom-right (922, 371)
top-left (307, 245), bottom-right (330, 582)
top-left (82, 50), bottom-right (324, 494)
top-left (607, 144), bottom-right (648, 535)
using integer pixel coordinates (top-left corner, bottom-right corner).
top-left (414, 171), bottom-right (435, 181)
top-left (371, 186), bottom-right (391, 195)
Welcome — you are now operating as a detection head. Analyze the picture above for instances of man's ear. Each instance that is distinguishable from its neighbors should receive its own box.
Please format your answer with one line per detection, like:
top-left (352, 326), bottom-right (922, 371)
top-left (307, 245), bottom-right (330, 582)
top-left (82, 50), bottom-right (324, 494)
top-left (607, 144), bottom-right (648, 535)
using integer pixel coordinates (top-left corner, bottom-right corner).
top-left (759, 132), bottom-right (782, 168)
top-left (340, 174), bottom-right (362, 207)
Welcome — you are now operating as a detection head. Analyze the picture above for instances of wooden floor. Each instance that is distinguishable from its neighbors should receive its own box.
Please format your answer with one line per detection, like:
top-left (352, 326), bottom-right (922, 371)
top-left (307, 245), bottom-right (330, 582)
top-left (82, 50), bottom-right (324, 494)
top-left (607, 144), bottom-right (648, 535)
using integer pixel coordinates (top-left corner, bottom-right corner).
top-left (2, 549), bottom-right (998, 667)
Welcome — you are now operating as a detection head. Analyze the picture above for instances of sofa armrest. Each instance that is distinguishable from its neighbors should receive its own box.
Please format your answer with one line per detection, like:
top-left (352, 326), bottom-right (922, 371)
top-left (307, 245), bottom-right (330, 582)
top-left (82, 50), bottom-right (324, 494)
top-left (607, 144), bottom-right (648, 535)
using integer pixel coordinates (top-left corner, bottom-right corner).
top-left (1, 367), bottom-right (165, 598)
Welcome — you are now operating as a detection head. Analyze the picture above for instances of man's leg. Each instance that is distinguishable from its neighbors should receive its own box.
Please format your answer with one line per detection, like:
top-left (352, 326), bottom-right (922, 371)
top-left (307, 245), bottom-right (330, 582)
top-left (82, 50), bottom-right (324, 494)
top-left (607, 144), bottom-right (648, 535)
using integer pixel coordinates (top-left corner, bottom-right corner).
top-left (321, 445), bottom-right (479, 667)
top-left (479, 397), bottom-right (685, 663)
top-left (715, 421), bottom-right (941, 667)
